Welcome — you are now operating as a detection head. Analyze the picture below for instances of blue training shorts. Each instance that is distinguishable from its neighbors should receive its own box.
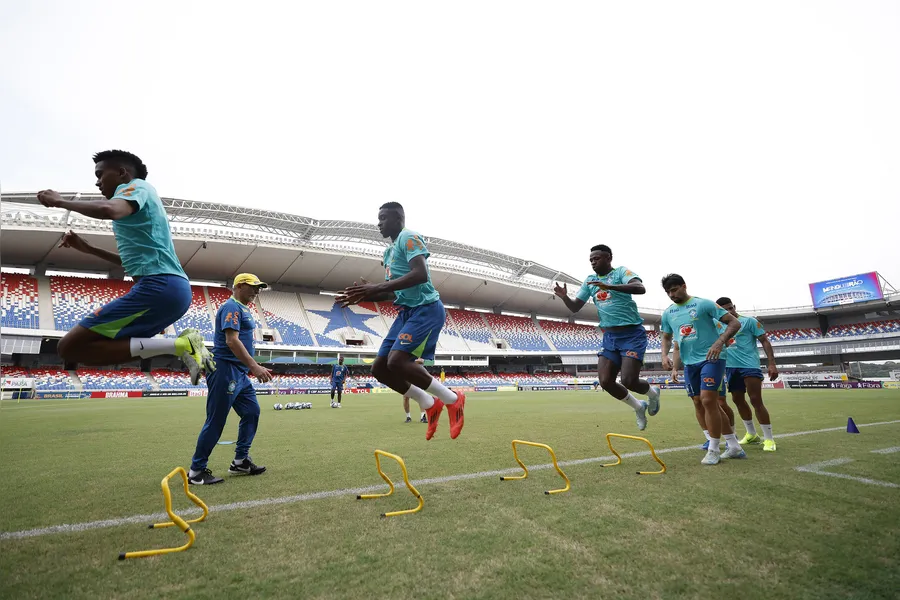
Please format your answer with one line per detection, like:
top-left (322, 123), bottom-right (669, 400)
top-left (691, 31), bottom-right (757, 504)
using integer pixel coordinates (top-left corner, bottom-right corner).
top-left (378, 300), bottom-right (445, 361)
top-left (78, 274), bottom-right (191, 339)
top-left (684, 359), bottom-right (726, 397)
top-left (598, 325), bottom-right (648, 366)
top-left (331, 380), bottom-right (344, 392)
top-left (726, 367), bottom-right (764, 393)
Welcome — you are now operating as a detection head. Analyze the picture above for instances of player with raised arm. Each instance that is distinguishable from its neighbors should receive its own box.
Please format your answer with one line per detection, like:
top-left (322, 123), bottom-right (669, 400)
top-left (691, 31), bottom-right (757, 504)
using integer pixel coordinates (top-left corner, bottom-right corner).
top-left (659, 274), bottom-right (745, 465)
top-left (330, 356), bottom-right (349, 408)
top-left (716, 297), bottom-right (779, 451)
top-left (403, 358), bottom-right (428, 423)
top-left (36, 150), bottom-right (213, 384)
top-left (553, 245), bottom-right (660, 431)
top-left (335, 202), bottom-right (464, 440)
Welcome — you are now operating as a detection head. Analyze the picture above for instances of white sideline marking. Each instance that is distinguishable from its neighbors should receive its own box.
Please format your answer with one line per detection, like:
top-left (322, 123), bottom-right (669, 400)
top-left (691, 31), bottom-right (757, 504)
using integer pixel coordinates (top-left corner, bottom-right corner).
top-left (870, 446), bottom-right (900, 454)
top-left (794, 458), bottom-right (900, 489)
top-left (2, 419), bottom-right (899, 542)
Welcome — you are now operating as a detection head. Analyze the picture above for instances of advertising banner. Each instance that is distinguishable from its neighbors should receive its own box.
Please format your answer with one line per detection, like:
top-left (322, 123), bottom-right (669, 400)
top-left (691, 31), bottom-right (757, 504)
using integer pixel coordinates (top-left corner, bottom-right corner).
top-left (808, 272), bottom-right (882, 308)
top-left (449, 386), bottom-right (475, 393)
top-left (761, 382), bottom-right (785, 389)
top-left (786, 381), bottom-right (830, 389)
top-left (883, 381), bottom-right (900, 390)
top-left (496, 386), bottom-right (518, 392)
top-left (35, 391), bottom-right (92, 399)
top-left (89, 391), bottom-right (143, 398)
top-left (827, 381), bottom-right (883, 389)
top-left (474, 386), bottom-right (498, 392)
top-left (142, 390), bottom-right (188, 397)
top-left (660, 383), bottom-right (686, 390)
top-left (2, 377), bottom-right (34, 388)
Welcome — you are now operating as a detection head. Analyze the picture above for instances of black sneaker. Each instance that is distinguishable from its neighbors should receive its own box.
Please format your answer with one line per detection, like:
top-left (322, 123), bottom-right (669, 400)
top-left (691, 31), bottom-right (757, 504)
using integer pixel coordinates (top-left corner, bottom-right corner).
top-left (405, 416), bottom-right (412, 423)
top-left (189, 468), bottom-right (224, 485)
top-left (229, 457), bottom-right (266, 476)
top-left (420, 414), bottom-right (428, 423)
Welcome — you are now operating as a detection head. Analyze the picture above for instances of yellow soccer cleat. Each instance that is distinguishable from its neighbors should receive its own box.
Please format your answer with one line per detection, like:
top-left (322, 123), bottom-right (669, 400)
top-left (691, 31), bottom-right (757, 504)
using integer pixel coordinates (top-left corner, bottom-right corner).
top-left (739, 433), bottom-right (761, 445)
top-left (763, 439), bottom-right (777, 452)
top-left (176, 328), bottom-right (215, 385)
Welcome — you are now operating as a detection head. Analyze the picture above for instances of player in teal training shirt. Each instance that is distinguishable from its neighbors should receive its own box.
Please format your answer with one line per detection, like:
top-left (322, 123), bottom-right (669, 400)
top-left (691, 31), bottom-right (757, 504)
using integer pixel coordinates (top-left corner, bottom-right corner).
top-left (716, 297), bottom-right (779, 452)
top-left (659, 274), bottom-right (745, 465)
top-left (554, 244), bottom-right (661, 432)
top-left (336, 202), bottom-right (465, 442)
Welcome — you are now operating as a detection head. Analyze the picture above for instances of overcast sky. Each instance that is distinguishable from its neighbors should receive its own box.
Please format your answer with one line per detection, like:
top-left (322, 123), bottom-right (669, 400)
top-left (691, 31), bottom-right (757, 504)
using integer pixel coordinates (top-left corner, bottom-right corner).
top-left (2, 1), bottom-right (898, 310)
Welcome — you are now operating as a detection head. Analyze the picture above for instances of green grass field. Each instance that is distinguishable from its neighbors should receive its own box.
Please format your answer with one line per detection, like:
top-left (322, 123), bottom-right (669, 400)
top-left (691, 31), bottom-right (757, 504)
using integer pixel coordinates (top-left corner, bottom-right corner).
top-left (1, 389), bottom-right (899, 599)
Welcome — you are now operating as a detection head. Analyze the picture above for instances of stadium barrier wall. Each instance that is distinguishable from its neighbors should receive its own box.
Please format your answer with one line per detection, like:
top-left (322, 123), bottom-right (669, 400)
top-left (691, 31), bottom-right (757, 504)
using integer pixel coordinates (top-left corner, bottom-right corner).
top-left (786, 381), bottom-right (884, 389)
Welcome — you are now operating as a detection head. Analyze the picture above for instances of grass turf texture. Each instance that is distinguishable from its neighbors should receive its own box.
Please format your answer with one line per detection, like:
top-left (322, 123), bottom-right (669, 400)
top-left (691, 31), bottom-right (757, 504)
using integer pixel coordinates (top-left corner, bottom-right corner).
top-left (1, 389), bottom-right (899, 599)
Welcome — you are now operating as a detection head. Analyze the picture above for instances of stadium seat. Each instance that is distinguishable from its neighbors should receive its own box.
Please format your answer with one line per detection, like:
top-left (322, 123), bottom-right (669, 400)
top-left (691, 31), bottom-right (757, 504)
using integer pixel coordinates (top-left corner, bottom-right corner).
top-left (50, 276), bottom-right (131, 332)
top-left (78, 368), bottom-right (150, 390)
top-left (257, 291), bottom-right (315, 346)
top-left (447, 309), bottom-right (494, 348)
top-left (485, 314), bottom-right (551, 351)
top-left (1, 273), bottom-right (40, 329)
top-left (538, 320), bottom-right (603, 351)
top-left (30, 367), bottom-right (75, 390)
top-left (170, 287), bottom-right (215, 341)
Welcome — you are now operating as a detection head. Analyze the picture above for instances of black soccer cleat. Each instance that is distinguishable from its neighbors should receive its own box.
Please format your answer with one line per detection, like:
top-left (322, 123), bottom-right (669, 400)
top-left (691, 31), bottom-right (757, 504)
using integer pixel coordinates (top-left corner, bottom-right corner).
top-left (405, 416), bottom-right (412, 423)
top-left (188, 468), bottom-right (224, 485)
top-left (420, 414), bottom-right (428, 423)
top-left (229, 457), bottom-right (267, 476)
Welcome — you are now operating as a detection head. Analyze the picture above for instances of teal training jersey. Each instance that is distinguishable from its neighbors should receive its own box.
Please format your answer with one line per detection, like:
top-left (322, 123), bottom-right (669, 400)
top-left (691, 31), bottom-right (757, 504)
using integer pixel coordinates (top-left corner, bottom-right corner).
top-left (726, 316), bottom-right (766, 369)
top-left (382, 229), bottom-right (440, 308)
top-left (575, 266), bottom-right (643, 328)
top-left (660, 296), bottom-right (728, 365)
top-left (111, 179), bottom-right (187, 279)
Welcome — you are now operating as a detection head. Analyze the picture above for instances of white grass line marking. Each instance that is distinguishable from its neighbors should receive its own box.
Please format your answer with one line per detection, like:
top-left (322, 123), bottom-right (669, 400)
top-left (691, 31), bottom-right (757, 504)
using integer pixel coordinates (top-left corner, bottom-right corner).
top-left (794, 458), bottom-right (900, 489)
top-left (870, 446), bottom-right (900, 454)
top-left (2, 419), bottom-right (899, 542)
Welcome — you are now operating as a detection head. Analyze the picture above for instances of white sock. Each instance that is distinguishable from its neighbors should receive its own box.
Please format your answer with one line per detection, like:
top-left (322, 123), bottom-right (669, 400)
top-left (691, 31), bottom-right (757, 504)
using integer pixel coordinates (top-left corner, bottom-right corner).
top-left (406, 412), bottom-right (411, 418)
top-left (130, 338), bottom-right (177, 359)
top-left (724, 433), bottom-right (740, 450)
top-left (620, 392), bottom-right (644, 411)
top-left (420, 412), bottom-right (426, 418)
top-left (743, 419), bottom-right (757, 436)
top-left (703, 430), bottom-right (711, 441)
top-left (405, 385), bottom-right (435, 410)
top-left (761, 424), bottom-right (774, 441)
top-left (425, 379), bottom-right (457, 403)
top-left (708, 438), bottom-right (721, 453)
top-left (189, 468), bottom-right (201, 478)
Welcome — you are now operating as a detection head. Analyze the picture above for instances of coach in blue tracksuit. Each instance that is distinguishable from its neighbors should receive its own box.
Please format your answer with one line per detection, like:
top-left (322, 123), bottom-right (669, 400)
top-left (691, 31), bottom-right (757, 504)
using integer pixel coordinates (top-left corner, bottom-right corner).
top-left (188, 273), bottom-right (272, 485)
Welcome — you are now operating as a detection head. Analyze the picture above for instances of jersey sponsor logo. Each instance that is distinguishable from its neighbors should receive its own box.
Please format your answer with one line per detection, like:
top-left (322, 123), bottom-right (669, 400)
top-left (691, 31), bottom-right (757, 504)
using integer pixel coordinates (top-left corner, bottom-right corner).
top-left (703, 377), bottom-right (717, 384)
top-left (399, 333), bottom-right (414, 345)
top-left (406, 236), bottom-right (425, 252)
top-left (679, 324), bottom-right (696, 337)
top-left (595, 291), bottom-right (611, 302)
top-left (225, 311), bottom-right (240, 327)
top-left (726, 338), bottom-right (736, 346)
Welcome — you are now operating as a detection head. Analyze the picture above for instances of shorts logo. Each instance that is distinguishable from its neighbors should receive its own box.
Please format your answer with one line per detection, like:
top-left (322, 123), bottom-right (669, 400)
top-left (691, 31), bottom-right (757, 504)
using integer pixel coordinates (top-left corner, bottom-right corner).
top-left (399, 333), bottom-right (413, 345)
top-left (679, 324), bottom-right (696, 337)
top-left (595, 291), bottom-right (611, 302)
top-left (703, 377), bottom-right (716, 384)
top-left (227, 380), bottom-right (236, 394)
top-left (625, 350), bottom-right (639, 359)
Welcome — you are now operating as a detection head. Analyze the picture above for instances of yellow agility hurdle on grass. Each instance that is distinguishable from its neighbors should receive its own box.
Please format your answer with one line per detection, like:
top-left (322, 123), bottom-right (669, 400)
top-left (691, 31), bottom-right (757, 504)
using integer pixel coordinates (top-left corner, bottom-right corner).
top-left (357, 450), bottom-right (423, 518)
top-left (601, 433), bottom-right (667, 475)
top-left (118, 467), bottom-right (209, 560)
top-left (500, 440), bottom-right (571, 495)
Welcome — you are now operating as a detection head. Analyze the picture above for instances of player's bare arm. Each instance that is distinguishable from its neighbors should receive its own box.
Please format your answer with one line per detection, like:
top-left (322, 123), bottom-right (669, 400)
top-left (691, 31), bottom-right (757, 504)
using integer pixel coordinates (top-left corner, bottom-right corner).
top-left (57, 231), bottom-right (123, 266)
top-left (337, 256), bottom-right (429, 307)
top-left (588, 278), bottom-right (646, 295)
top-left (758, 333), bottom-right (779, 380)
top-left (671, 341), bottom-right (682, 382)
top-left (37, 190), bottom-right (136, 220)
top-left (661, 331), bottom-right (674, 370)
top-left (553, 282), bottom-right (586, 313)
top-left (708, 312), bottom-right (741, 361)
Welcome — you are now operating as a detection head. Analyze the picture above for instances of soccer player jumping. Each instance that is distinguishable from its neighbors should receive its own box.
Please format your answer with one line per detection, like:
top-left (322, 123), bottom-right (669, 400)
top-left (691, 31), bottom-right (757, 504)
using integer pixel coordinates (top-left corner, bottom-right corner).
top-left (36, 150), bottom-right (213, 384)
top-left (659, 274), bottom-right (745, 465)
top-left (716, 297), bottom-right (779, 451)
top-left (336, 202), bottom-right (464, 440)
top-left (554, 245), bottom-right (661, 431)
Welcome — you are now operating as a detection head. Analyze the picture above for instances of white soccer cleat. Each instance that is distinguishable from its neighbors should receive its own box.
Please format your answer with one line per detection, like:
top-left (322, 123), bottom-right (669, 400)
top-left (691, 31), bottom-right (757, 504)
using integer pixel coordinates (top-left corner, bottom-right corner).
top-left (635, 400), bottom-right (648, 431)
top-left (647, 386), bottom-right (661, 416)
top-left (701, 450), bottom-right (721, 465)
top-left (722, 446), bottom-right (748, 459)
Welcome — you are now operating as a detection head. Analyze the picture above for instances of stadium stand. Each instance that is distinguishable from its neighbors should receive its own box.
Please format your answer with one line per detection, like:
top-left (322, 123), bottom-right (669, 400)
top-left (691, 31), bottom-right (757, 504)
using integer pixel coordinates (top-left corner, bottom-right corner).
top-left (152, 369), bottom-right (204, 389)
top-left (301, 293), bottom-right (352, 347)
top-left (257, 291), bottom-right (315, 346)
top-left (342, 302), bottom-right (386, 346)
top-left (50, 276), bottom-right (131, 332)
top-left (447, 309), bottom-right (494, 348)
top-left (485, 314), bottom-right (551, 351)
top-left (826, 319), bottom-right (900, 338)
top-left (765, 327), bottom-right (822, 342)
top-left (31, 368), bottom-right (75, 390)
top-left (78, 368), bottom-right (150, 390)
top-left (1, 273), bottom-right (40, 329)
top-left (170, 286), bottom-right (215, 341)
top-left (538, 320), bottom-right (602, 351)
top-left (1, 366), bottom-right (29, 378)
top-left (208, 287), bottom-right (265, 332)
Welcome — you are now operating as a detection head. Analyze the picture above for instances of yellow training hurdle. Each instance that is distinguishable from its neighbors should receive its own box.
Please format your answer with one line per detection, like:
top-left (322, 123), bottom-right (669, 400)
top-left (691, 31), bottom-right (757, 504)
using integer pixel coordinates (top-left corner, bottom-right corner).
top-left (357, 450), bottom-right (424, 518)
top-left (119, 467), bottom-right (209, 560)
top-left (500, 440), bottom-right (571, 495)
top-left (600, 433), bottom-right (667, 475)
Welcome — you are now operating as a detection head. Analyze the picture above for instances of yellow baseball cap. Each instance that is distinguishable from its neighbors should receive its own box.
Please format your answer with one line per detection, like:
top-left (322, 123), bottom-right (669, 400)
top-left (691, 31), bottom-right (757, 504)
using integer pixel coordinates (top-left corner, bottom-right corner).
top-left (233, 273), bottom-right (268, 288)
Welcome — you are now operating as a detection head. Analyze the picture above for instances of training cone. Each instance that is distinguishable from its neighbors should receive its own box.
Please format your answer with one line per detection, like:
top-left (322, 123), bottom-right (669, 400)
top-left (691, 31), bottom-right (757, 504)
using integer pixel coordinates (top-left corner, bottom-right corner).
top-left (847, 418), bottom-right (860, 434)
